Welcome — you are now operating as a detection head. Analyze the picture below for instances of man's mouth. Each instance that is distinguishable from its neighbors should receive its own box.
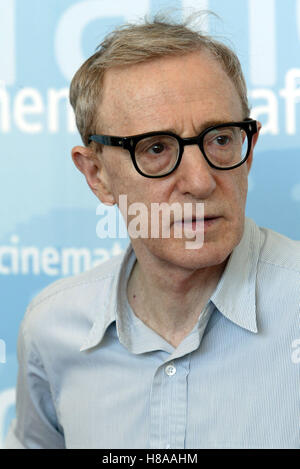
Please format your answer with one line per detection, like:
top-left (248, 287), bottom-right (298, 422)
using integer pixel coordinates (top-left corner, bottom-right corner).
top-left (190, 216), bottom-right (219, 229)
top-left (173, 215), bottom-right (221, 231)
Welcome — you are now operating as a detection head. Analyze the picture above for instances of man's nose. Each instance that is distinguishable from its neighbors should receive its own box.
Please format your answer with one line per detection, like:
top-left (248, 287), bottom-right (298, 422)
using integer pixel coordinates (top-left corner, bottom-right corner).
top-left (174, 144), bottom-right (217, 198)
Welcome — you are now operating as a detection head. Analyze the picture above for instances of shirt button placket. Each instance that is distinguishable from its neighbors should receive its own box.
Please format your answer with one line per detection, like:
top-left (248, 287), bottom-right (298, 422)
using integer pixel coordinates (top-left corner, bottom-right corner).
top-left (149, 358), bottom-right (188, 449)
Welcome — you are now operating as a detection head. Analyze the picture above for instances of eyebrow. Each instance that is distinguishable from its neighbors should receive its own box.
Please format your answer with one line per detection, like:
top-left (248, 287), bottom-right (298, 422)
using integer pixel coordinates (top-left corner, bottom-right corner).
top-left (96, 118), bottom-right (244, 140)
top-left (155, 119), bottom-right (235, 136)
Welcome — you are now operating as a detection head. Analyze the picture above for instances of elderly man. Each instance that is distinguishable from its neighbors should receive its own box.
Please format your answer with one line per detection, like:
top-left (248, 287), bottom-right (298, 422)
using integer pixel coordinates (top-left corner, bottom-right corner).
top-left (5, 16), bottom-right (300, 449)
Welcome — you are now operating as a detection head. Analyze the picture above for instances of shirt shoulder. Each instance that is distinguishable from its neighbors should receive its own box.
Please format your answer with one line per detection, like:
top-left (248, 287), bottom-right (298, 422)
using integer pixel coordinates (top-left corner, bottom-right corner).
top-left (30, 251), bottom-right (124, 308)
top-left (21, 251), bottom-right (125, 341)
top-left (258, 225), bottom-right (300, 273)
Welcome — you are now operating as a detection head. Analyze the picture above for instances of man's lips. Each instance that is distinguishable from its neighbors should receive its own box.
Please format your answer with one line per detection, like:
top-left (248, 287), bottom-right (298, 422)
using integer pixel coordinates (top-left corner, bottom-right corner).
top-left (173, 216), bottom-right (221, 225)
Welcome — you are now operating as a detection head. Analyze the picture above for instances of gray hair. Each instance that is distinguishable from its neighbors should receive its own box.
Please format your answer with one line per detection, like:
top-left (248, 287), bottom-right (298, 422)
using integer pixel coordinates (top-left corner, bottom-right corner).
top-left (70, 14), bottom-right (250, 146)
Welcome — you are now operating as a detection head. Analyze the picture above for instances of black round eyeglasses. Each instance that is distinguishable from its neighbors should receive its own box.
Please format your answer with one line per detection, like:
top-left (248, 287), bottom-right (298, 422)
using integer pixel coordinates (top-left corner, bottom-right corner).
top-left (88, 119), bottom-right (258, 178)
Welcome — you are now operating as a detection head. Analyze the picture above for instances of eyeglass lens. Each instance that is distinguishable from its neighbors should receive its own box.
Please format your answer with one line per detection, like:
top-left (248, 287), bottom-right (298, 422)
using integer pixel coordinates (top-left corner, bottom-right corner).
top-left (134, 126), bottom-right (248, 176)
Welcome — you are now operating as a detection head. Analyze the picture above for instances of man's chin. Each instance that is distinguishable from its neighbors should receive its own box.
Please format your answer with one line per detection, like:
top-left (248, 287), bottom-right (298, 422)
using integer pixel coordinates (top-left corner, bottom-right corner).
top-left (131, 235), bottom-right (235, 272)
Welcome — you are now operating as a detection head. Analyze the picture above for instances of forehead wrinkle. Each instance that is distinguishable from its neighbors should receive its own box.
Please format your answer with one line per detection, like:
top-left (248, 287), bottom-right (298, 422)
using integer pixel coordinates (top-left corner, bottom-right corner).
top-left (98, 89), bottom-right (175, 134)
top-left (101, 88), bottom-right (216, 135)
top-left (123, 81), bottom-right (215, 108)
top-left (103, 96), bottom-right (238, 138)
top-left (99, 56), bottom-right (243, 135)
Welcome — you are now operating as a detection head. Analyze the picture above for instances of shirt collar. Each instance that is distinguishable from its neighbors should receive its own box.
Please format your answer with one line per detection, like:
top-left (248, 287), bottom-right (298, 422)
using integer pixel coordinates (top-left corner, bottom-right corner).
top-left (79, 243), bottom-right (133, 352)
top-left (80, 217), bottom-right (261, 351)
top-left (211, 217), bottom-right (261, 333)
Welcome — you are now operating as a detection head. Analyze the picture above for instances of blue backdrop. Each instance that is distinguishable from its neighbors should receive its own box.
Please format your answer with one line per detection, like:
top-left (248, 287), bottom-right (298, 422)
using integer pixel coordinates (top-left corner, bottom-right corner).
top-left (1, 0), bottom-right (300, 447)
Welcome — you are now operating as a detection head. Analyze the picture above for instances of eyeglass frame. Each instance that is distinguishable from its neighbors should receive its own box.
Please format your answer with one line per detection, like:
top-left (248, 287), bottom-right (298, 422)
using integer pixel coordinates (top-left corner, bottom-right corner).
top-left (88, 119), bottom-right (258, 179)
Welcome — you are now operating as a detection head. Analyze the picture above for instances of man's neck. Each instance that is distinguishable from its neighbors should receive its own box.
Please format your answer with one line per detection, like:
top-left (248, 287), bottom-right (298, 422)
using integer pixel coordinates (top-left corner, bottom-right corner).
top-left (127, 252), bottom-right (227, 348)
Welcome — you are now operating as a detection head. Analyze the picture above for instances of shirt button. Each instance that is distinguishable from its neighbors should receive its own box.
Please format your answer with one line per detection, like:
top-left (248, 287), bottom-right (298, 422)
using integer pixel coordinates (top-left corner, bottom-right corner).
top-left (165, 363), bottom-right (176, 376)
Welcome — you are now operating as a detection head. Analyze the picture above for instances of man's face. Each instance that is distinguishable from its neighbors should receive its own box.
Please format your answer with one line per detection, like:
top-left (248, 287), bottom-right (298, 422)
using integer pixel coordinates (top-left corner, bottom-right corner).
top-left (92, 50), bottom-right (259, 270)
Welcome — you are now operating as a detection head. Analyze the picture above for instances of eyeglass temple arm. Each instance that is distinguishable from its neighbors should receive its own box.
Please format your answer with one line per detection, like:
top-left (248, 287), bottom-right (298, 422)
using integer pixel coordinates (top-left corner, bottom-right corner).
top-left (88, 135), bottom-right (128, 147)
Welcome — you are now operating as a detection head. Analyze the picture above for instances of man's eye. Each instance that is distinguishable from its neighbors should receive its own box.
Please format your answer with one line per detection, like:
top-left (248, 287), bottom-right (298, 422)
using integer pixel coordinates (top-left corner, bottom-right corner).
top-left (215, 135), bottom-right (230, 146)
top-left (148, 142), bottom-right (165, 154)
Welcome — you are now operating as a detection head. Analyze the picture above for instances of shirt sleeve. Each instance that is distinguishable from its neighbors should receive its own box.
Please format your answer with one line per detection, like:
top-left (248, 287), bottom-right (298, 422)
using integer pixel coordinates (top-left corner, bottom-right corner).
top-left (4, 316), bottom-right (65, 449)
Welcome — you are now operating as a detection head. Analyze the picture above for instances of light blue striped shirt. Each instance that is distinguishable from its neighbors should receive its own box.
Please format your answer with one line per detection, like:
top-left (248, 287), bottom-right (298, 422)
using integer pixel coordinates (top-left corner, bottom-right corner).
top-left (5, 218), bottom-right (300, 449)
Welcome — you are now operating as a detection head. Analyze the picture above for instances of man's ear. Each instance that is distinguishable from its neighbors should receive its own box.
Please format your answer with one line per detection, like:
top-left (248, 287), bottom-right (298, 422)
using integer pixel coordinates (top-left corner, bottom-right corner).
top-left (246, 120), bottom-right (262, 173)
top-left (71, 145), bottom-right (116, 206)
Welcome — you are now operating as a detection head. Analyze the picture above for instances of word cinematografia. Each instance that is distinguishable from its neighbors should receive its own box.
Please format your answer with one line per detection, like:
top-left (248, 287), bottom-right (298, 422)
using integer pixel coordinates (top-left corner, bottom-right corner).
top-left (0, 235), bottom-right (124, 276)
